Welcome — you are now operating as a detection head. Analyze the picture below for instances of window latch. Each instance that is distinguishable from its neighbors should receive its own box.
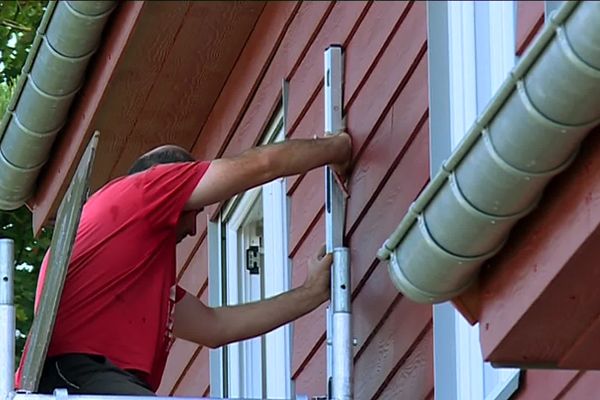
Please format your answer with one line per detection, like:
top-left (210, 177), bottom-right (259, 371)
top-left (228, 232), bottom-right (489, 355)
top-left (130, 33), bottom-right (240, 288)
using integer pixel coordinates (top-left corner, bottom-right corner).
top-left (246, 245), bottom-right (262, 275)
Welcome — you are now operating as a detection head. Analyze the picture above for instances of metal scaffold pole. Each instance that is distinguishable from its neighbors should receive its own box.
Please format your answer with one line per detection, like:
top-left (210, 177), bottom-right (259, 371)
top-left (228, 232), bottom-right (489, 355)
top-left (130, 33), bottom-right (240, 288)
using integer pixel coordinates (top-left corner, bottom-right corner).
top-left (0, 239), bottom-right (15, 400)
top-left (324, 45), bottom-right (353, 400)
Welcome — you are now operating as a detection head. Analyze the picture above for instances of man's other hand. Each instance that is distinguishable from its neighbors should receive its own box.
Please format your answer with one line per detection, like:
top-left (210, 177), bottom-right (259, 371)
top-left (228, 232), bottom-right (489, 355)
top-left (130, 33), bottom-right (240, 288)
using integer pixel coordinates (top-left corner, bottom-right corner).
top-left (303, 245), bottom-right (333, 306)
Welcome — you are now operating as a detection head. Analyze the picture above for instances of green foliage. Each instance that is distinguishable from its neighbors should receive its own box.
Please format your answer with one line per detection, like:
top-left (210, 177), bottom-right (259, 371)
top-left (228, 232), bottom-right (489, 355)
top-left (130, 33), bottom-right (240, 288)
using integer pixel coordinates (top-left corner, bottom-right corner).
top-left (0, 0), bottom-right (49, 367)
top-left (0, 1), bottom-right (46, 85)
top-left (0, 80), bottom-right (13, 114)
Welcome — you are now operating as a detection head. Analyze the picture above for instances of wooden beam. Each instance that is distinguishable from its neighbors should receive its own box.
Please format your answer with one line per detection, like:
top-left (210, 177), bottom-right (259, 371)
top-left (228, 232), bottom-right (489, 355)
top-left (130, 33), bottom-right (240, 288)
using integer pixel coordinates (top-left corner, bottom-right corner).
top-left (516, 1), bottom-right (544, 56)
top-left (478, 128), bottom-right (600, 368)
top-left (21, 133), bottom-right (99, 391)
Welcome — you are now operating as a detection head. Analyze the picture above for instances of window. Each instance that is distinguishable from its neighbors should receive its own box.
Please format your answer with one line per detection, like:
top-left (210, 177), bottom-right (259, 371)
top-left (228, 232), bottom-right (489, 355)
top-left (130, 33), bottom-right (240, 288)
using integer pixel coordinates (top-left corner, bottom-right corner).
top-left (428, 2), bottom-right (520, 399)
top-left (208, 111), bottom-right (292, 399)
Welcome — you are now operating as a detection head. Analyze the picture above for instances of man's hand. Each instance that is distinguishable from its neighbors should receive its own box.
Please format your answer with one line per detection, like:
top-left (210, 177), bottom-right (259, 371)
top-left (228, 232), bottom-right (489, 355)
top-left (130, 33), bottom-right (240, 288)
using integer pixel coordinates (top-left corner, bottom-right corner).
top-left (302, 245), bottom-right (333, 306)
top-left (329, 131), bottom-right (353, 183)
top-left (174, 245), bottom-right (335, 348)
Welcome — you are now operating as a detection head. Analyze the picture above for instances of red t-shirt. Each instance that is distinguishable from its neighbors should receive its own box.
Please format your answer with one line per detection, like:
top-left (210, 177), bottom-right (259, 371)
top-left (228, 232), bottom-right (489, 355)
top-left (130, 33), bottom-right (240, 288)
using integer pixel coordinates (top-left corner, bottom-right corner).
top-left (16, 161), bottom-right (210, 391)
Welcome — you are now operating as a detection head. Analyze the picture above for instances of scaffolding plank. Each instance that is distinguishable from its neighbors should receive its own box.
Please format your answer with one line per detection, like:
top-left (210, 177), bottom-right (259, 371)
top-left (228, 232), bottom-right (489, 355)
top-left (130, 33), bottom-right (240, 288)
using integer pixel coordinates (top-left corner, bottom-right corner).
top-left (21, 132), bottom-right (100, 392)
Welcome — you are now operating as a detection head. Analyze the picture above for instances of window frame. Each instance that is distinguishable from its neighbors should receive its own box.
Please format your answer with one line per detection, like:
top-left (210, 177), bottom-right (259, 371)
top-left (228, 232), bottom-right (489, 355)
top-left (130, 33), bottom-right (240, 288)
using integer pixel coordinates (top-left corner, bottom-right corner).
top-left (208, 111), bottom-right (292, 399)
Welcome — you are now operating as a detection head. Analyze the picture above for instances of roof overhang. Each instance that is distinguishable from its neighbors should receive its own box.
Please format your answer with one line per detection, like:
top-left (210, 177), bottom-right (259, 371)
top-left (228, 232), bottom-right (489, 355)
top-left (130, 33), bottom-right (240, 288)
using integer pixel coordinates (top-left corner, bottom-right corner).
top-left (25, 1), bottom-right (265, 233)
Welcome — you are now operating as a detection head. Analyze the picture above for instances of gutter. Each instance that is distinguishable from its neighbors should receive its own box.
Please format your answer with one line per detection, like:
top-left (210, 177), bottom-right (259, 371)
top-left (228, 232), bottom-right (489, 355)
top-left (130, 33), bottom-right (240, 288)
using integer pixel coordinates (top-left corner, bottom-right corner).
top-left (0, 1), bottom-right (115, 210)
top-left (377, 1), bottom-right (600, 303)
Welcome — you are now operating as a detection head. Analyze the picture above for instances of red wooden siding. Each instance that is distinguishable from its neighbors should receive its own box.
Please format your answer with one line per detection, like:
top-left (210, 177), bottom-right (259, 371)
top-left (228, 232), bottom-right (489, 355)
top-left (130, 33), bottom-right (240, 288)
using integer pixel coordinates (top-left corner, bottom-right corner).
top-left (516, 1), bottom-right (544, 56)
top-left (159, 1), bottom-right (433, 399)
top-left (514, 370), bottom-right (600, 399)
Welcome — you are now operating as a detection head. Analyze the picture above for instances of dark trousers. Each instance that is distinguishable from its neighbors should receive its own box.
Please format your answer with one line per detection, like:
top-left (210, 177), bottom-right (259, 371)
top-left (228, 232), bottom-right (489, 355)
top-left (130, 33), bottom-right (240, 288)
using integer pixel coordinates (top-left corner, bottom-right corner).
top-left (39, 354), bottom-right (155, 396)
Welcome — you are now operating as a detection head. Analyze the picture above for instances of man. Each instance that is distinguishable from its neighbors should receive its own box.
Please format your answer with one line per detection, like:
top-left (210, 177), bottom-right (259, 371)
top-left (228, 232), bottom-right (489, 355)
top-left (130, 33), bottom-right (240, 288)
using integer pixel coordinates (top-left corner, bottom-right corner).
top-left (18, 132), bottom-right (352, 395)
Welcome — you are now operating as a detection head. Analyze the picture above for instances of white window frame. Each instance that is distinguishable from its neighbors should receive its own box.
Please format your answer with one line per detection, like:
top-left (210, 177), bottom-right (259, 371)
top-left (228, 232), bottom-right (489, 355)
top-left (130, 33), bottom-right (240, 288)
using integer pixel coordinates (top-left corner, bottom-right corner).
top-left (208, 111), bottom-right (292, 399)
top-left (428, 2), bottom-right (520, 400)
top-left (223, 187), bottom-right (264, 398)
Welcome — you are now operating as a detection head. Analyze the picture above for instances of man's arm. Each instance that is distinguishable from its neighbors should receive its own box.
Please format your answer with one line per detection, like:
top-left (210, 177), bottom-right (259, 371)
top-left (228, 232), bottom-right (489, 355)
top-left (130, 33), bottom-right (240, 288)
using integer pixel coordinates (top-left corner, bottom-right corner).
top-left (173, 246), bottom-right (332, 348)
top-left (184, 133), bottom-right (352, 210)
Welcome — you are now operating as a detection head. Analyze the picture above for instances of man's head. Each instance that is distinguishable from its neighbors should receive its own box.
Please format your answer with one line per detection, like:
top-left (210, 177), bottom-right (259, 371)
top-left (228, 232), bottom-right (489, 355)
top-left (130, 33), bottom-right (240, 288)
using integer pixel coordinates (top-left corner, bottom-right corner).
top-left (128, 145), bottom-right (199, 243)
top-left (127, 144), bottom-right (195, 175)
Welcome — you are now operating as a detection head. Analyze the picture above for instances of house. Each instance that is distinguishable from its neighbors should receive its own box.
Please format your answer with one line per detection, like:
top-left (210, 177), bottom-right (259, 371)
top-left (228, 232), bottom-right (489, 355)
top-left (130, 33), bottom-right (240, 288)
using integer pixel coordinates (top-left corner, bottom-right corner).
top-left (1, 1), bottom-right (599, 399)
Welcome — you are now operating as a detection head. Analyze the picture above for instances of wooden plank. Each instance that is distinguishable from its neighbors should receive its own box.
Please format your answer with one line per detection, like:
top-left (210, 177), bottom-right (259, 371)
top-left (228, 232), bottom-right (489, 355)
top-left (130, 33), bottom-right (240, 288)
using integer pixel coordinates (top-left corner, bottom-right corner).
top-left (286, 1), bottom-right (410, 139)
top-left (107, 1), bottom-right (265, 179)
top-left (176, 215), bottom-right (207, 277)
top-left (292, 125), bottom-right (430, 376)
top-left (343, 1), bottom-right (411, 108)
top-left (556, 372), bottom-right (600, 400)
top-left (513, 370), bottom-right (578, 400)
top-left (479, 129), bottom-right (600, 366)
top-left (283, 0), bottom-right (372, 136)
top-left (487, 221), bottom-right (600, 366)
top-left (171, 346), bottom-right (211, 397)
top-left (375, 327), bottom-right (434, 400)
top-left (21, 133), bottom-right (99, 392)
top-left (561, 310), bottom-right (600, 369)
top-left (516, 1), bottom-right (544, 56)
top-left (157, 339), bottom-right (200, 395)
top-left (352, 259), bottom-right (406, 359)
top-left (452, 280), bottom-right (481, 325)
top-left (353, 296), bottom-right (431, 400)
top-left (190, 1), bottom-right (329, 162)
top-left (178, 238), bottom-right (209, 296)
top-left (345, 54), bottom-right (428, 236)
top-left (31, 2), bottom-right (144, 234)
top-left (83, 1), bottom-right (190, 192)
top-left (349, 119), bottom-right (431, 359)
top-left (294, 342), bottom-right (327, 397)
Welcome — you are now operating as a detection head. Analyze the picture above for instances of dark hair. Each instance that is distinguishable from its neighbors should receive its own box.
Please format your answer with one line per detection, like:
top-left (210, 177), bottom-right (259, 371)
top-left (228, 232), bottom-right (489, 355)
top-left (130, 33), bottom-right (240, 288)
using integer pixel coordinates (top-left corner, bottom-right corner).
top-left (127, 146), bottom-right (195, 175)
